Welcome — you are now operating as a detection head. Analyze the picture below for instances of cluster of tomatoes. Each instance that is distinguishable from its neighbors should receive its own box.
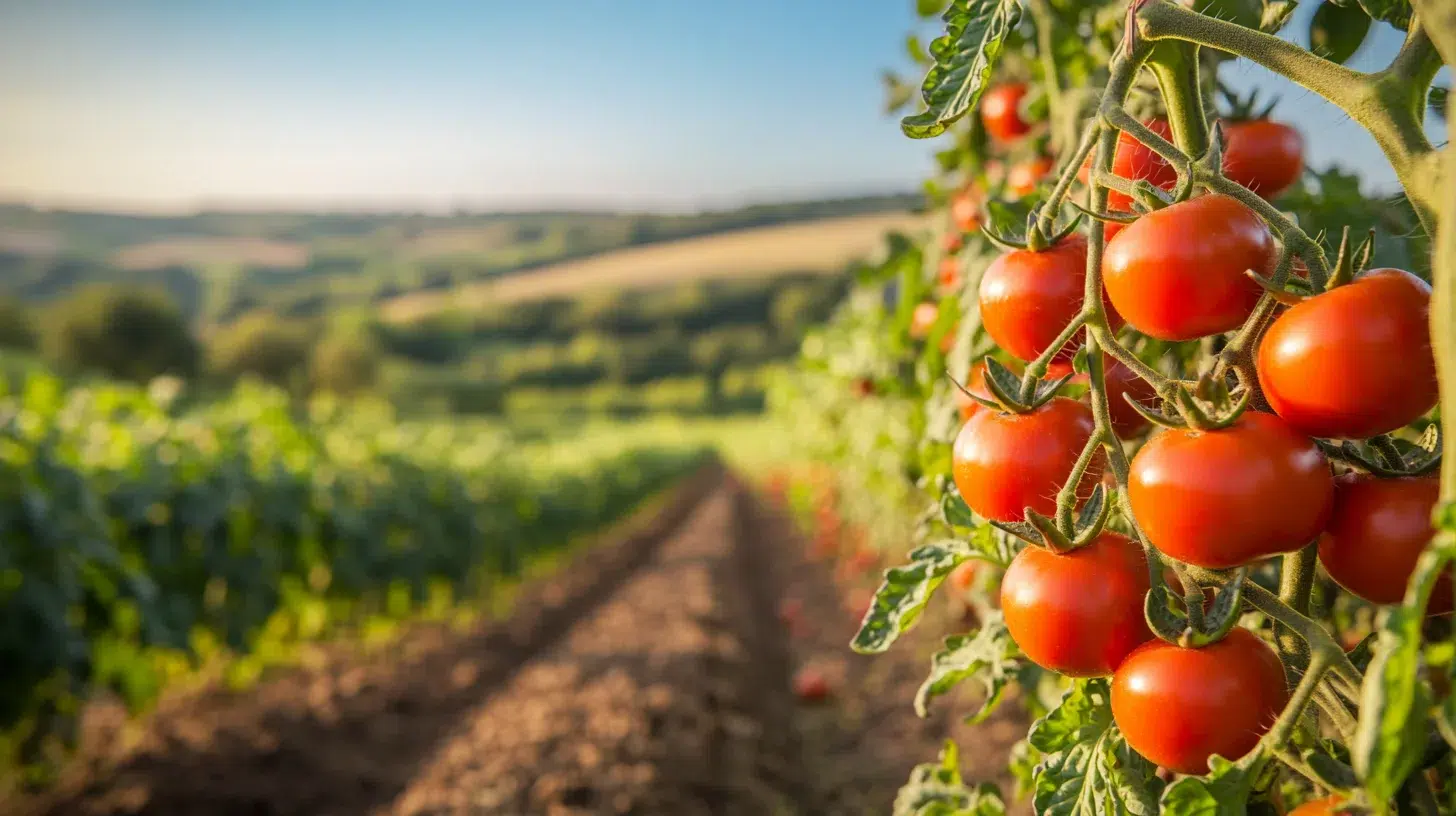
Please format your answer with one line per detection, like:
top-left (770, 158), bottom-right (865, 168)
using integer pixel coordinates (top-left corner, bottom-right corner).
top-left (937, 88), bottom-right (1441, 779)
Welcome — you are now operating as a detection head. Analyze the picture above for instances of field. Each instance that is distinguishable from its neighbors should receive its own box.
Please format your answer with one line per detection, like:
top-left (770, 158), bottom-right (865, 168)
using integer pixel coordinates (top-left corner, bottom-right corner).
top-left (378, 211), bottom-right (926, 322)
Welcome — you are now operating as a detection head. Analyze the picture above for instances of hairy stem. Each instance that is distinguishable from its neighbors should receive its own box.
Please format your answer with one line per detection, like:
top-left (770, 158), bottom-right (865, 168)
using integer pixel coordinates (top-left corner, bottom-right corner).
top-left (1435, 88), bottom-right (1456, 504)
top-left (1145, 41), bottom-right (1210, 157)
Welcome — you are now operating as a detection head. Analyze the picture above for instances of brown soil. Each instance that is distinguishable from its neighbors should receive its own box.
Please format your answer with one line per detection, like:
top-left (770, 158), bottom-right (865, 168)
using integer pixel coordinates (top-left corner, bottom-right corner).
top-left (9, 466), bottom-right (1027, 816)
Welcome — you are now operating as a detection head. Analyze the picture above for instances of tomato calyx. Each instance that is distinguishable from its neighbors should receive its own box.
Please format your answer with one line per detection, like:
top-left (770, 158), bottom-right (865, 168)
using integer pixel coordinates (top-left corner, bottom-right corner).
top-left (980, 208), bottom-right (1083, 253)
top-left (1217, 84), bottom-right (1281, 124)
top-left (951, 355), bottom-right (1074, 416)
top-left (1018, 482), bottom-right (1115, 554)
top-left (1317, 424), bottom-right (1443, 479)
top-left (1066, 199), bottom-right (1140, 228)
top-left (1125, 372), bottom-right (1251, 432)
top-left (1146, 564), bottom-right (1250, 647)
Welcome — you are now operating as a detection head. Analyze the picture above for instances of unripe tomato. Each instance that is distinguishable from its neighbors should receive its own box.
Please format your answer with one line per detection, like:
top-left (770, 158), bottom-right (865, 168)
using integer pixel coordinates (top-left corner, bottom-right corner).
top-left (951, 188), bottom-right (982, 233)
top-left (981, 83), bottom-right (1033, 142)
top-left (980, 235), bottom-right (1123, 363)
top-left (952, 397), bottom-right (1104, 522)
top-left (1008, 155), bottom-right (1055, 197)
top-left (1104, 194), bottom-right (1274, 341)
top-left (1129, 411), bottom-right (1334, 569)
top-left (1081, 119), bottom-right (1178, 212)
top-left (1257, 268), bottom-right (1437, 439)
top-left (939, 256), bottom-right (962, 289)
top-left (910, 301), bottom-right (939, 340)
top-left (1112, 628), bottom-right (1288, 775)
top-left (1221, 120), bottom-right (1304, 199)
top-left (1001, 531), bottom-right (1153, 677)
top-left (1288, 796), bottom-right (1348, 816)
top-left (1319, 474), bottom-right (1453, 612)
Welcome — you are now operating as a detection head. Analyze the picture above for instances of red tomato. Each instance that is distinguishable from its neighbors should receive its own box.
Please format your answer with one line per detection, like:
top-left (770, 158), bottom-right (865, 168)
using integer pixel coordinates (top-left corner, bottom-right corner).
top-left (1288, 797), bottom-right (1348, 816)
top-left (981, 83), bottom-right (1033, 142)
top-left (952, 397), bottom-right (1104, 523)
top-left (1128, 411), bottom-right (1334, 569)
top-left (910, 301), bottom-right (939, 340)
top-left (793, 667), bottom-right (832, 702)
top-left (1001, 531), bottom-right (1153, 677)
top-left (1104, 194), bottom-right (1274, 341)
top-left (1103, 357), bottom-right (1158, 438)
top-left (939, 256), bottom-right (962, 289)
top-left (944, 231), bottom-right (964, 255)
top-left (851, 377), bottom-right (875, 398)
top-left (948, 560), bottom-right (979, 593)
top-left (980, 235), bottom-right (1123, 363)
top-left (951, 188), bottom-right (982, 233)
top-left (1258, 268), bottom-right (1437, 439)
top-left (1221, 120), bottom-right (1304, 199)
top-left (1112, 627), bottom-right (1288, 775)
top-left (778, 596), bottom-right (804, 626)
top-left (1080, 119), bottom-right (1178, 212)
top-left (1008, 155), bottom-right (1055, 197)
top-left (1319, 474), bottom-right (1453, 612)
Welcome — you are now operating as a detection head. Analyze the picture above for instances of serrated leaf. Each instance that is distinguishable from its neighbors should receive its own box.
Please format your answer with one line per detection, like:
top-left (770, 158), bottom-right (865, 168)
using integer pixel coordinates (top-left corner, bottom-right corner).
top-left (1030, 679), bottom-right (1164, 816)
top-left (915, 611), bottom-right (1020, 719)
top-left (943, 487), bottom-right (977, 529)
top-left (902, 0), bottom-right (1025, 139)
top-left (1309, 0), bottom-right (1370, 64)
top-left (1159, 756), bottom-right (1256, 815)
top-left (853, 541), bottom-right (969, 654)
top-left (895, 740), bottom-right (1008, 816)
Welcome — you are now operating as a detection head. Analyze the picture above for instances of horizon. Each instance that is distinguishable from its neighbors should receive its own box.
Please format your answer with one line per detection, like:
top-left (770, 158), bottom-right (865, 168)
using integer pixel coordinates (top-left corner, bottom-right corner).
top-left (0, 2), bottom-right (1442, 213)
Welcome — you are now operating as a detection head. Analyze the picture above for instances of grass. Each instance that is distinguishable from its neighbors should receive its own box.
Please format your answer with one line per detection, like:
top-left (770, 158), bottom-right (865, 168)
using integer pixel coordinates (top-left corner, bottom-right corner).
top-left (379, 211), bottom-right (925, 322)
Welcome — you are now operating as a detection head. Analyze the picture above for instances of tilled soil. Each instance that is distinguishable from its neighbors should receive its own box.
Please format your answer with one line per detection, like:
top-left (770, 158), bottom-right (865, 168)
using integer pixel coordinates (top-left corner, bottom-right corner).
top-left (11, 465), bottom-right (1027, 816)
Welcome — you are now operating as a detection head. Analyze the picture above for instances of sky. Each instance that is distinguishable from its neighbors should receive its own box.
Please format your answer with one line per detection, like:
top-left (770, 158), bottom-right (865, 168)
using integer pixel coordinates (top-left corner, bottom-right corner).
top-left (0, 1), bottom-right (1443, 214)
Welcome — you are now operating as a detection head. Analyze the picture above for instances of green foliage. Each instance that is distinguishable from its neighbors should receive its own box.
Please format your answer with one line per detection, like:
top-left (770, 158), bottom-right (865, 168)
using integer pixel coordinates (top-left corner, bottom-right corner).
top-left (902, 0), bottom-right (1024, 139)
top-left (1310, 0), bottom-right (1372, 64)
top-left (42, 285), bottom-right (200, 382)
top-left (0, 296), bottom-right (37, 350)
top-left (309, 332), bottom-right (382, 396)
top-left (914, 611), bottom-right (1020, 721)
top-left (1028, 680), bottom-right (1165, 816)
top-left (852, 541), bottom-right (972, 654)
top-left (208, 314), bottom-right (313, 389)
top-left (894, 741), bottom-right (1008, 816)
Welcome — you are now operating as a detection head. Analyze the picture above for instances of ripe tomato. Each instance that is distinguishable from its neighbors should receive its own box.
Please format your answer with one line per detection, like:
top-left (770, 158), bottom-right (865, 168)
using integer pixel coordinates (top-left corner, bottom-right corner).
top-left (1001, 531), bottom-right (1153, 677)
top-left (980, 235), bottom-right (1123, 363)
top-left (1103, 357), bottom-right (1158, 438)
top-left (1008, 155), bottom-right (1055, 197)
top-left (851, 377), bottom-right (875, 398)
top-left (1129, 411), bottom-right (1333, 569)
top-left (793, 667), bottom-right (832, 702)
top-left (1221, 120), bottom-right (1304, 199)
top-left (948, 560), bottom-right (979, 594)
top-left (910, 301), bottom-right (939, 340)
top-left (939, 256), bottom-right (962, 289)
top-left (1319, 474), bottom-right (1452, 612)
top-left (1288, 797), bottom-right (1348, 816)
top-left (951, 188), bottom-right (982, 233)
top-left (1112, 627), bottom-right (1288, 775)
top-left (953, 397), bottom-right (1104, 522)
top-left (1080, 119), bottom-right (1178, 211)
top-left (1104, 194), bottom-right (1274, 341)
top-left (1257, 268), bottom-right (1437, 439)
top-left (944, 231), bottom-right (964, 255)
top-left (981, 83), bottom-right (1033, 142)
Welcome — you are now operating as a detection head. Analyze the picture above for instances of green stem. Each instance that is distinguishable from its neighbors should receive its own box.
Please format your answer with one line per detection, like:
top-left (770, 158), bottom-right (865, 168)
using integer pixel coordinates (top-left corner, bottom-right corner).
top-left (1145, 41), bottom-right (1210, 157)
top-left (1037, 120), bottom-right (1102, 234)
top-left (1434, 88), bottom-right (1456, 505)
top-left (1020, 312), bottom-right (1089, 402)
top-left (1275, 542), bottom-right (1319, 678)
top-left (1055, 431), bottom-right (1105, 535)
top-left (1314, 682), bottom-right (1358, 742)
top-left (1262, 648), bottom-right (1332, 752)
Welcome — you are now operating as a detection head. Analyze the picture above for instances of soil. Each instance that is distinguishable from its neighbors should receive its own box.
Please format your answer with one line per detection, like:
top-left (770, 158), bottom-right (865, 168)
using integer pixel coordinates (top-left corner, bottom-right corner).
top-left (7, 464), bottom-right (1028, 816)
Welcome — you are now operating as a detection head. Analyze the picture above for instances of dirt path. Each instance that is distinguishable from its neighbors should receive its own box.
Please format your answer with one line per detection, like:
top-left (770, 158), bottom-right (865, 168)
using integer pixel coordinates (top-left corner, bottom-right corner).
top-left (14, 466), bottom-right (1027, 816)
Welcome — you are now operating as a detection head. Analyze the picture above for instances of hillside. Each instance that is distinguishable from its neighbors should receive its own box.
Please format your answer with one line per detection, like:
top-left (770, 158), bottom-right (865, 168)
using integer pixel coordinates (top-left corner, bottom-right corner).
top-left (380, 211), bottom-right (926, 322)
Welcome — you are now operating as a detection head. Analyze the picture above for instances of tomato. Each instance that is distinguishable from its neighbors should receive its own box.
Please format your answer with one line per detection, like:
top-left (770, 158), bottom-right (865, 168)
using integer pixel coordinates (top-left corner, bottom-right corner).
top-left (1081, 119), bottom-right (1178, 212)
top-left (1001, 531), bottom-right (1153, 677)
top-left (1221, 120), bottom-right (1304, 199)
top-left (1129, 411), bottom-right (1334, 569)
top-left (939, 256), bottom-right (962, 289)
top-left (944, 231), bottom-right (964, 255)
top-left (951, 188), bottom-right (982, 233)
top-left (1258, 268), bottom-right (1437, 439)
top-left (1103, 357), bottom-right (1158, 438)
top-left (851, 377), bottom-right (875, 398)
top-left (1104, 194), bottom-right (1275, 341)
top-left (1319, 474), bottom-right (1452, 612)
top-left (981, 83), bottom-right (1033, 142)
top-left (948, 560), bottom-right (979, 594)
top-left (1112, 627), bottom-right (1288, 775)
top-left (1288, 797), bottom-right (1348, 816)
top-left (953, 397), bottom-right (1104, 522)
top-left (910, 301), bottom-right (939, 340)
top-left (1008, 155), bottom-right (1055, 197)
top-left (793, 667), bottom-right (832, 702)
top-left (980, 235), bottom-right (1123, 363)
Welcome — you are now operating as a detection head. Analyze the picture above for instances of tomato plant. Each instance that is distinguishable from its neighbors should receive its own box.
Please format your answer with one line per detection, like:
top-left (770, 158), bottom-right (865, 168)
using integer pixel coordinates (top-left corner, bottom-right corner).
top-left (778, 0), bottom-right (1456, 812)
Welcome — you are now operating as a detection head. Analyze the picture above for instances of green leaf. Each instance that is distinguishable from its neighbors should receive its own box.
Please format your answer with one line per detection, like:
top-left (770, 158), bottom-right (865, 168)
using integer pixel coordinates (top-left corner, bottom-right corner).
top-left (1192, 0), bottom-right (1264, 29)
top-left (1352, 580), bottom-right (1436, 803)
top-left (1309, 0), bottom-right (1371, 65)
top-left (1349, 0), bottom-right (1410, 28)
top-left (895, 741), bottom-right (1008, 816)
top-left (915, 611), bottom-right (1020, 720)
top-left (1159, 756), bottom-right (1258, 815)
top-left (901, 0), bottom-right (1025, 139)
top-left (1030, 679), bottom-right (1165, 816)
top-left (1430, 87), bottom-right (1448, 123)
top-left (942, 489), bottom-right (977, 529)
top-left (852, 541), bottom-right (969, 654)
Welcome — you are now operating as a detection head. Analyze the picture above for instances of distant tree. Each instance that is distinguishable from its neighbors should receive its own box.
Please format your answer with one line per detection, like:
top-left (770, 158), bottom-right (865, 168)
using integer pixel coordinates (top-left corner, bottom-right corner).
top-left (208, 314), bottom-right (312, 389)
top-left (44, 285), bottom-right (200, 382)
top-left (309, 332), bottom-right (380, 396)
top-left (0, 296), bottom-right (38, 351)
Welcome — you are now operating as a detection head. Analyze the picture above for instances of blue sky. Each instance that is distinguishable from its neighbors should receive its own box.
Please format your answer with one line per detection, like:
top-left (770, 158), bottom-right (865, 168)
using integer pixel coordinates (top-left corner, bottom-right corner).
top-left (0, 1), bottom-right (1441, 213)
